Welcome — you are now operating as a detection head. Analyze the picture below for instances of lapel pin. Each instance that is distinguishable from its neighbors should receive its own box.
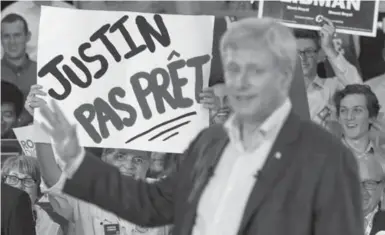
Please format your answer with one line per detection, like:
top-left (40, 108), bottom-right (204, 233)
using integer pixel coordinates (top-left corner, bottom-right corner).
top-left (274, 152), bottom-right (282, 159)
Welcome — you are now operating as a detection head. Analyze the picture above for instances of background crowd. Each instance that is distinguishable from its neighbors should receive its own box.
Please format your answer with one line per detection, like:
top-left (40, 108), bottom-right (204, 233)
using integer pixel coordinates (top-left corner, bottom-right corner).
top-left (1, 1), bottom-right (385, 235)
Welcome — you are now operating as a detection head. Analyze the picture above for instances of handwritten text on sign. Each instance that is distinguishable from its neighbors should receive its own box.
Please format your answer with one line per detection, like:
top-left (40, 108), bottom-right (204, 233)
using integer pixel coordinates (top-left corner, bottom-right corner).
top-left (35, 7), bottom-right (214, 153)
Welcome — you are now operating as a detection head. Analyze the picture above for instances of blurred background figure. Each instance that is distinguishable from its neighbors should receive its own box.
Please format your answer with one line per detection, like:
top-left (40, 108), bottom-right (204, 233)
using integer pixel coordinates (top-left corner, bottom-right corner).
top-left (1, 183), bottom-right (36, 235)
top-left (1, 155), bottom-right (67, 235)
top-left (1, 0), bottom-right (75, 61)
top-left (1, 81), bottom-right (24, 139)
top-left (1, 13), bottom-right (36, 126)
top-left (293, 19), bottom-right (362, 128)
top-left (357, 155), bottom-right (385, 235)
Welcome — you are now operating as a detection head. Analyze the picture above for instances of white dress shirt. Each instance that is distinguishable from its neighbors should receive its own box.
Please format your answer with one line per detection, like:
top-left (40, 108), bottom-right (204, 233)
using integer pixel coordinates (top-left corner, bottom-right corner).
top-left (1, 1), bottom-right (75, 61)
top-left (306, 54), bottom-right (362, 127)
top-left (192, 99), bottom-right (292, 235)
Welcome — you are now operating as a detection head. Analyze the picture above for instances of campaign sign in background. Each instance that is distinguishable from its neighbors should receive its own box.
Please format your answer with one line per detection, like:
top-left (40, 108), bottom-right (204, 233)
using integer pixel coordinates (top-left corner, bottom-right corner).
top-left (258, 0), bottom-right (380, 37)
top-left (34, 7), bottom-right (214, 153)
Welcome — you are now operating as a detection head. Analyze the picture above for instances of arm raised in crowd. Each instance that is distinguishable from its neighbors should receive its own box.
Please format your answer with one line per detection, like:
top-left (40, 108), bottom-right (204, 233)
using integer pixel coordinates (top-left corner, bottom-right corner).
top-left (320, 17), bottom-right (362, 86)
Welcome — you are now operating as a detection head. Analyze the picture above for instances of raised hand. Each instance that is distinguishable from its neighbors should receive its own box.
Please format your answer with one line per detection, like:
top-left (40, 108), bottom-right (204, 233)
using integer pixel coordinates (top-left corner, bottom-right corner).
top-left (319, 17), bottom-right (338, 57)
top-left (199, 87), bottom-right (220, 111)
top-left (25, 84), bottom-right (47, 116)
top-left (39, 100), bottom-right (81, 163)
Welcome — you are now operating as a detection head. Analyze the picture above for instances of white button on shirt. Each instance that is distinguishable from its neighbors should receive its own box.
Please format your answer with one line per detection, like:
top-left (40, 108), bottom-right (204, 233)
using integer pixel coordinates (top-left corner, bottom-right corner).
top-left (192, 99), bottom-right (292, 235)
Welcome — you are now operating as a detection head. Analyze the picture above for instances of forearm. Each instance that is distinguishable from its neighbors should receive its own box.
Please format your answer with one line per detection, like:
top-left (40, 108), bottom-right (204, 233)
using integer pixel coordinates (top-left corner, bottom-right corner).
top-left (62, 154), bottom-right (175, 227)
top-left (325, 49), bottom-right (362, 85)
top-left (35, 143), bottom-right (62, 187)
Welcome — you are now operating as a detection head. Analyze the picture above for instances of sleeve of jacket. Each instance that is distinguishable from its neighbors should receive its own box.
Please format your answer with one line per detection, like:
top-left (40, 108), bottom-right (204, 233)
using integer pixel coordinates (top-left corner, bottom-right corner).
top-left (62, 130), bottom-right (205, 227)
top-left (10, 191), bottom-right (36, 235)
top-left (313, 144), bottom-right (364, 235)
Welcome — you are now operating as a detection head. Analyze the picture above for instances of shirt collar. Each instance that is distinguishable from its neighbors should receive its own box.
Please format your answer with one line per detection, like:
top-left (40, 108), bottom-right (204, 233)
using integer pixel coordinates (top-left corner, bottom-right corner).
top-left (224, 98), bottom-right (292, 148)
top-left (2, 55), bottom-right (32, 73)
top-left (308, 75), bottom-right (325, 91)
top-left (342, 137), bottom-right (375, 156)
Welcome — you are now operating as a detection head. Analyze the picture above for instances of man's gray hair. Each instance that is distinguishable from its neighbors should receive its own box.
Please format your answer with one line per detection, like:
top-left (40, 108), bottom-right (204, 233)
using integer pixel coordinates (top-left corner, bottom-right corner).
top-left (220, 17), bottom-right (298, 79)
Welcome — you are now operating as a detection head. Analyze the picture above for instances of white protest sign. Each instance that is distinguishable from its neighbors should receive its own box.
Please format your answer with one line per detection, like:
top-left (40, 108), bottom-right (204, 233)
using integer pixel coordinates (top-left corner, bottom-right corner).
top-left (35, 7), bottom-right (214, 153)
top-left (13, 125), bottom-right (50, 157)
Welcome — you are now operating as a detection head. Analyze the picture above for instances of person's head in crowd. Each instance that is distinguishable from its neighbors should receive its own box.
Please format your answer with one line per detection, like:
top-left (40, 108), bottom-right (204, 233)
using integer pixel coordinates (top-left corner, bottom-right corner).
top-left (293, 29), bottom-right (320, 79)
top-left (101, 148), bottom-right (151, 179)
top-left (220, 18), bottom-right (297, 121)
top-left (1, 155), bottom-right (42, 204)
top-left (210, 83), bottom-right (231, 124)
top-left (1, 81), bottom-right (24, 138)
top-left (334, 84), bottom-right (380, 141)
top-left (358, 155), bottom-right (385, 216)
top-left (1, 13), bottom-right (30, 62)
top-left (148, 152), bottom-right (180, 179)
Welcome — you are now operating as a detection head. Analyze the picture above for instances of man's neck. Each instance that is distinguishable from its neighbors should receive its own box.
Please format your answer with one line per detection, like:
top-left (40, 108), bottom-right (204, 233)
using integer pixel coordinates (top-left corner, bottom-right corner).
top-left (304, 73), bottom-right (318, 89)
top-left (4, 54), bottom-right (28, 67)
top-left (238, 98), bottom-right (286, 142)
top-left (344, 135), bottom-right (371, 153)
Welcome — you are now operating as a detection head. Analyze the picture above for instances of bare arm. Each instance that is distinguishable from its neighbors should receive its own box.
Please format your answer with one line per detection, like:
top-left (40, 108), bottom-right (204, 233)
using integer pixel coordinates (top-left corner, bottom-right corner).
top-left (35, 143), bottom-right (62, 187)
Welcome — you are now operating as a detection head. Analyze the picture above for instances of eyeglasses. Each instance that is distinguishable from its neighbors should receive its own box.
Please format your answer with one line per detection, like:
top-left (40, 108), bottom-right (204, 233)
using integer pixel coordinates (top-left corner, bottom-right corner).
top-left (3, 175), bottom-right (36, 188)
top-left (297, 49), bottom-right (318, 58)
top-left (361, 180), bottom-right (383, 190)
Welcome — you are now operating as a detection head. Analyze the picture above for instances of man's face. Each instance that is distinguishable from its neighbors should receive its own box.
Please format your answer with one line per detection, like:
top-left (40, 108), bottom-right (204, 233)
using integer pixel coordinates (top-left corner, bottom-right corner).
top-left (1, 103), bottom-right (17, 137)
top-left (223, 47), bottom-right (289, 121)
top-left (103, 149), bottom-right (150, 179)
top-left (296, 38), bottom-right (319, 78)
top-left (5, 170), bottom-right (38, 204)
top-left (359, 162), bottom-right (384, 215)
top-left (211, 84), bottom-right (231, 124)
top-left (338, 94), bottom-right (372, 140)
top-left (1, 20), bottom-right (29, 60)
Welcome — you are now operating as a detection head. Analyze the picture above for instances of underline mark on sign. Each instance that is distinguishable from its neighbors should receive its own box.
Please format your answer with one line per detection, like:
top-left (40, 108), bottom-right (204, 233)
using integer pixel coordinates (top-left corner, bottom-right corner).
top-left (125, 111), bottom-right (197, 143)
top-left (163, 132), bottom-right (179, 141)
top-left (149, 121), bottom-right (190, 141)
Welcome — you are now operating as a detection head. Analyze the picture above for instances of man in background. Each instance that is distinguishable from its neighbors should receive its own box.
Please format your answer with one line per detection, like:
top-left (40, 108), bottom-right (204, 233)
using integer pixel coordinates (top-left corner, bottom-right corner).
top-left (1, 1), bottom-right (75, 61)
top-left (294, 18), bottom-right (362, 128)
top-left (1, 81), bottom-right (24, 139)
top-left (357, 156), bottom-right (385, 235)
top-left (1, 13), bottom-right (36, 126)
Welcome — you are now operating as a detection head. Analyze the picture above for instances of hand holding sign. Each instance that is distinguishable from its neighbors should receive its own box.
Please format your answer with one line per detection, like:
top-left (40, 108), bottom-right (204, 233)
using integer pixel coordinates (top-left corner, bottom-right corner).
top-left (25, 85), bottom-right (47, 116)
top-left (319, 17), bottom-right (338, 58)
top-left (39, 101), bottom-right (81, 163)
top-left (199, 87), bottom-right (220, 110)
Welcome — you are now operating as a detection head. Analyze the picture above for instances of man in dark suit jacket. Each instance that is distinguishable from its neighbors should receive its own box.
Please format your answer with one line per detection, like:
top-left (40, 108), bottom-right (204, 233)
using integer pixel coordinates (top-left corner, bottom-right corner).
top-left (38, 18), bottom-right (363, 235)
top-left (1, 183), bottom-right (36, 235)
top-left (371, 210), bottom-right (385, 235)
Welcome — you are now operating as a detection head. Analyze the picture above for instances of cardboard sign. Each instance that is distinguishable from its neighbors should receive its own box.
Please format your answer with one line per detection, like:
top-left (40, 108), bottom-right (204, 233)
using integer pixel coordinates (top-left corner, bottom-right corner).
top-left (35, 7), bottom-right (214, 153)
top-left (12, 125), bottom-right (49, 157)
top-left (258, 0), bottom-right (380, 37)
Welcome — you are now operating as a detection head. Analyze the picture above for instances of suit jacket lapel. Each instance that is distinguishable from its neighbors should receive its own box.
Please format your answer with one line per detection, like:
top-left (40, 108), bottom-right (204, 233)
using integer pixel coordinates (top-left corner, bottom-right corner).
top-left (238, 112), bottom-right (301, 233)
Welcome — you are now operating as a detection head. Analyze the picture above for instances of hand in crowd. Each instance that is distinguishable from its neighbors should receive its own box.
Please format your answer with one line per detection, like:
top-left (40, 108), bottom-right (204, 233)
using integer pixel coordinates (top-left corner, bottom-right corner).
top-left (319, 17), bottom-right (338, 56)
top-left (199, 87), bottom-right (221, 110)
top-left (25, 84), bottom-right (47, 116)
top-left (39, 101), bottom-right (81, 164)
